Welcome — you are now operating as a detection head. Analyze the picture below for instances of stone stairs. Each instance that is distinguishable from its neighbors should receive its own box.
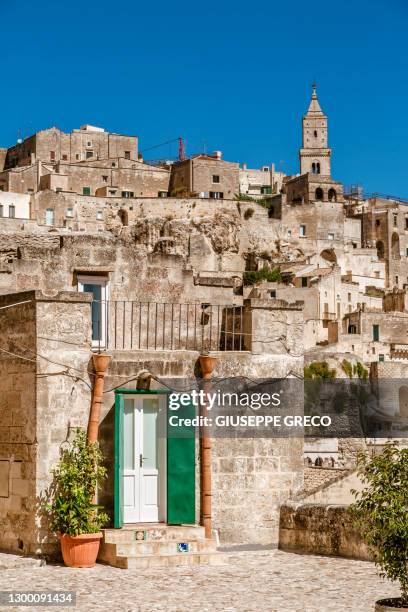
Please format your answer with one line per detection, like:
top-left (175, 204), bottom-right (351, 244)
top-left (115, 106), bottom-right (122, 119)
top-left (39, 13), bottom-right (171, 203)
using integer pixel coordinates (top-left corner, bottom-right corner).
top-left (98, 524), bottom-right (227, 569)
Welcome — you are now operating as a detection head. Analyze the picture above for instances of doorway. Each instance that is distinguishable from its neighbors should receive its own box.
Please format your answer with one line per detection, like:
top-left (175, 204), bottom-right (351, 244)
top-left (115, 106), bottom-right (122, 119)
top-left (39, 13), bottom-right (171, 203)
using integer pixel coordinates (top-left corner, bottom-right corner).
top-left (122, 395), bottom-right (167, 523)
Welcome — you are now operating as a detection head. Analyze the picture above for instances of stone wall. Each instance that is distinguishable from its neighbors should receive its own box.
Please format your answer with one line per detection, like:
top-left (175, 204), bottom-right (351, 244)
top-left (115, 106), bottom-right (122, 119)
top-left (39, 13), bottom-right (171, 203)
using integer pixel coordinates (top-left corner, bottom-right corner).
top-left (0, 290), bottom-right (92, 556)
top-left (279, 503), bottom-right (371, 561)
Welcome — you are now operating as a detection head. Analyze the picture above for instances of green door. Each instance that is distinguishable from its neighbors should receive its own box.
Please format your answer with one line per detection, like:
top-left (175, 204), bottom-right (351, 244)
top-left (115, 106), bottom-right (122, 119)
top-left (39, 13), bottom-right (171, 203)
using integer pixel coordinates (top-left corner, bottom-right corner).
top-left (114, 391), bottom-right (196, 527)
top-left (167, 398), bottom-right (196, 525)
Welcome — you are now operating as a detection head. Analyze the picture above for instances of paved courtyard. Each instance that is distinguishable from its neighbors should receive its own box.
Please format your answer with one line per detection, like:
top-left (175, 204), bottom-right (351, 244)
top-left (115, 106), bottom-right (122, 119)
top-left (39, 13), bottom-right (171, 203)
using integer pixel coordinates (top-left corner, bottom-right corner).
top-left (0, 549), bottom-right (399, 611)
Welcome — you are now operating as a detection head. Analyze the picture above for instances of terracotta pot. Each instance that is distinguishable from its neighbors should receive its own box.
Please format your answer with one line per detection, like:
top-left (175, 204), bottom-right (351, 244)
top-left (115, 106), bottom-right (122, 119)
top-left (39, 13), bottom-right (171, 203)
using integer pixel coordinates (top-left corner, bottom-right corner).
top-left (60, 533), bottom-right (102, 568)
top-left (92, 353), bottom-right (111, 373)
top-left (199, 355), bottom-right (217, 379)
top-left (375, 599), bottom-right (408, 611)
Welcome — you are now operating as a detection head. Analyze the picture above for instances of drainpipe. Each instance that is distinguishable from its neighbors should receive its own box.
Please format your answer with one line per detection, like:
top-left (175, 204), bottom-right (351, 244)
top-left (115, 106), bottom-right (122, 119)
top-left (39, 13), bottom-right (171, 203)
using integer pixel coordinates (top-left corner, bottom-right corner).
top-left (87, 353), bottom-right (111, 444)
top-left (198, 353), bottom-right (217, 539)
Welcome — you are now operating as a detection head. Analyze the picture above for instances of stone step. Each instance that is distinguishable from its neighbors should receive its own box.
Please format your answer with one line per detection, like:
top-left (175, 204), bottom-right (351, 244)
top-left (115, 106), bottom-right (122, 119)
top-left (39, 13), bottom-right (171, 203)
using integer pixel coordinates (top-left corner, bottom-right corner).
top-left (100, 538), bottom-right (217, 560)
top-left (102, 524), bottom-right (205, 544)
top-left (106, 552), bottom-right (228, 570)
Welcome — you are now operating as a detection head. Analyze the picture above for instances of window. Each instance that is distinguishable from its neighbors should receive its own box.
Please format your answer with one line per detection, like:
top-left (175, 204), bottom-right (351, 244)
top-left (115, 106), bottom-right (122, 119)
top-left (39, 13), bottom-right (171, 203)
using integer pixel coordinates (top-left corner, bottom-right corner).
top-left (158, 191), bottom-right (168, 198)
top-left (0, 205), bottom-right (3, 217)
top-left (78, 275), bottom-right (108, 347)
top-left (87, 141), bottom-right (92, 147)
top-left (124, 151), bottom-right (130, 160)
top-left (262, 166), bottom-right (269, 172)
top-left (45, 208), bottom-right (54, 226)
top-left (299, 224), bottom-right (306, 237)
top-left (328, 232), bottom-right (335, 240)
top-left (76, 153), bottom-right (80, 160)
top-left (83, 187), bottom-right (91, 195)
top-left (96, 210), bottom-right (103, 220)
top-left (372, 324), bottom-right (380, 342)
top-left (270, 290), bottom-right (276, 298)
top-left (66, 208), bottom-right (73, 218)
top-left (56, 187), bottom-right (62, 193)
top-left (102, 175), bottom-right (108, 182)
top-left (313, 130), bottom-right (318, 137)
top-left (62, 154), bottom-right (68, 161)
top-left (8, 205), bottom-right (15, 218)
top-left (375, 271), bottom-right (380, 278)
top-left (111, 162), bottom-right (116, 167)
top-left (393, 214), bottom-right (398, 227)
top-left (301, 277), bottom-right (308, 288)
top-left (315, 187), bottom-right (323, 201)
top-left (352, 242), bottom-right (357, 249)
top-left (405, 217), bottom-right (408, 230)
top-left (109, 189), bottom-right (117, 196)
top-left (261, 186), bottom-right (272, 195)
top-left (209, 191), bottom-right (223, 199)
top-left (121, 191), bottom-right (134, 198)
top-left (348, 293), bottom-right (351, 301)
top-left (50, 151), bottom-right (55, 161)
top-left (86, 151), bottom-right (93, 159)
top-left (287, 229), bottom-right (292, 237)
top-left (379, 354), bottom-right (385, 362)
top-left (395, 276), bottom-right (399, 285)
top-left (212, 175), bottom-right (220, 184)
top-left (376, 219), bottom-right (381, 226)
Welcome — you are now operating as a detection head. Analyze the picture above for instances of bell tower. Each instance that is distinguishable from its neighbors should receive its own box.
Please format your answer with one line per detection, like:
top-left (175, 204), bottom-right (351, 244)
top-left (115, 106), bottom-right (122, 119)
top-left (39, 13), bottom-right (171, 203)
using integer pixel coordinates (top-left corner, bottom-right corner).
top-left (299, 84), bottom-right (331, 176)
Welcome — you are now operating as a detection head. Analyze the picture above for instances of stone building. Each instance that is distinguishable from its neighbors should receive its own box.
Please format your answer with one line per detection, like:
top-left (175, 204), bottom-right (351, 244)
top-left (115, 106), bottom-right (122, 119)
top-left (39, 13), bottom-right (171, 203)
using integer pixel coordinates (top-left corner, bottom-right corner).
top-left (0, 85), bottom-right (407, 566)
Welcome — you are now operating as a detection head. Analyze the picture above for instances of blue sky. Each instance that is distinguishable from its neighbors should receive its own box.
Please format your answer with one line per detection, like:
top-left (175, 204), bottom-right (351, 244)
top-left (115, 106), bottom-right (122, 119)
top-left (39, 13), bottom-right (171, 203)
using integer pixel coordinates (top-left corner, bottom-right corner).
top-left (0, 0), bottom-right (407, 197)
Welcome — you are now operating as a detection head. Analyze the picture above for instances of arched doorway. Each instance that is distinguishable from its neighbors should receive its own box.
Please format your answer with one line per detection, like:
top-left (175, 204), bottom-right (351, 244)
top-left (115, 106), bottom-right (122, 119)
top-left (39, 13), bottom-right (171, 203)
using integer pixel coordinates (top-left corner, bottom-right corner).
top-left (328, 188), bottom-right (337, 202)
top-left (376, 240), bottom-right (385, 260)
top-left (315, 187), bottom-right (324, 201)
top-left (391, 233), bottom-right (400, 259)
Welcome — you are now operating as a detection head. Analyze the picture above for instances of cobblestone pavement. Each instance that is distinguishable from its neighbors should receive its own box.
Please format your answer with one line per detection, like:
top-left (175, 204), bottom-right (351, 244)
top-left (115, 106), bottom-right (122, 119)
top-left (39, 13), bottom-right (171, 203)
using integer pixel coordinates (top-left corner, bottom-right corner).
top-left (0, 550), bottom-right (399, 612)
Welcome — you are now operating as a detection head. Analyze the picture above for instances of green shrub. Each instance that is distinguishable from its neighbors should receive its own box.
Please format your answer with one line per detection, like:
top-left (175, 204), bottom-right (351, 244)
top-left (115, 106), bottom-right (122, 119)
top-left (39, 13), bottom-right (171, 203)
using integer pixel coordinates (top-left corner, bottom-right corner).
top-left (349, 444), bottom-right (408, 605)
top-left (341, 359), bottom-right (353, 379)
top-left (43, 429), bottom-right (109, 536)
top-left (304, 361), bottom-right (336, 379)
top-left (243, 266), bottom-right (282, 285)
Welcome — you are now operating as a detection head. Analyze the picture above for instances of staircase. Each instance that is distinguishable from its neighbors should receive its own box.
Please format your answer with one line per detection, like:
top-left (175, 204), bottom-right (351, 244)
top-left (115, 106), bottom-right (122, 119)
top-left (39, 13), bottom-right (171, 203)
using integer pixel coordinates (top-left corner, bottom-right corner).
top-left (98, 524), bottom-right (227, 569)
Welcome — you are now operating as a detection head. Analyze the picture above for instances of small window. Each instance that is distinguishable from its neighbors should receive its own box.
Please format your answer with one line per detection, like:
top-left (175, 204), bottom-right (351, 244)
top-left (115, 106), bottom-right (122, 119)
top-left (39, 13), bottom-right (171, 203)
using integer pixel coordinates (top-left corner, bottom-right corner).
top-left (66, 208), bottom-right (73, 218)
top-left (56, 187), bottom-right (62, 193)
top-left (270, 290), bottom-right (276, 298)
top-left (158, 191), bottom-right (168, 198)
top-left (313, 130), bottom-right (318, 137)
top-left (124, 151), bottom-right (130, 160)
top-left (109, 189), bottom-right (116, 196)
top-left (405, 217), bottom-right (408, 230)
top-left (96, 210), bottom-right (103, 220)
top-left (379, 354), bottom-right (385, 362)
top-left (287, 229), bottom-right (292, 237)
top-left (395, 276), bottom-right (399, 285)
top-left (121, 191), bottom-right (134, 198)
top-left (45, 208), bottom-right (54, 226)
top-left (0, 205), bottom-right (3, 217)
top-left (372, 324), bottom-right (380, 341)
top-left (348, 293), bottom-right (351, 301)
top-left (352, 242), bottom-right (357, 249)
top-left (86, 151), bottom-right (93, 159)
top-left (406, 248), bottom-right (408, 257)
top-left (78, 276), bottom-right (108, 346)
top-left (299, 224), bottom-right (306, 237)
top-left (376, 219), bottom-right (380, 226)
top-left (50, 151), bottom-right (55, 161)
top-left (301, 277), bottom-right (308, 288)
top-left (261, 186), bottom-right (272, 195)
top-left (375, 271), bottom-right (380, 278)
top-left (8, 205), bottom-right (15, 218)
top-left (111, 162), bottom-right (116, 167)
top-left (212, 175), bottom-right (220, 184)
top-left (393, 214), bottom-right (398, 227)
top-left (83, 187), bottom-right (91, 195)
top-left (62, 154), bottom-right (68, 161)
top-left (76, 153), bottom-right (80, 160)
top-left (102, 175), bottom-right (108, 182)
top-left (328, 232), bottom-right (335, 240)
top-left (209, 191), bottom-right (223, 199)
top-left (87, 141), bottom-right (92, 147)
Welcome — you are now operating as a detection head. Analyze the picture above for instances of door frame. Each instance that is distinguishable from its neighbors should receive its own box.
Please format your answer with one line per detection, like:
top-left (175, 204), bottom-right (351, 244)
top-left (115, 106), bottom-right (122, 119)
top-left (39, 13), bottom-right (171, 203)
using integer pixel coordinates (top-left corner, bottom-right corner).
top-left (114, 389), bottom-right (170, 528)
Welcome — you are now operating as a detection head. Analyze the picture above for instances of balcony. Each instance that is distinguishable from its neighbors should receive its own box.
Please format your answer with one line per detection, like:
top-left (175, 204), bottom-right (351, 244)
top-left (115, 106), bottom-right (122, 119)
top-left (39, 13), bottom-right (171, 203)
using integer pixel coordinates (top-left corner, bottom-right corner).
top-left (90, 301), bottom-right (249, 353)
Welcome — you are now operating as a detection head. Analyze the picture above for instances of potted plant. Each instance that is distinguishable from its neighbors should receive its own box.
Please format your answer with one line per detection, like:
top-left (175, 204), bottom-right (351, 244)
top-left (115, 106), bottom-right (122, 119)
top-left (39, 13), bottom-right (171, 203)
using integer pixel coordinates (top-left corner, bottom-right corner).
top-left (349, 443), bottom-right (408, 610)
top-left (44, 428), bottom-right (109, 568)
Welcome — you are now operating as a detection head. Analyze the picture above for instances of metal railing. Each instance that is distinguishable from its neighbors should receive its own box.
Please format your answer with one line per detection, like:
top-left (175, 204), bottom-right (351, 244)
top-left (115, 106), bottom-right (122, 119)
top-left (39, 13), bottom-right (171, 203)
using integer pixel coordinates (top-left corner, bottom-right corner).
top-left (92, 301), bottom-right (249, 352)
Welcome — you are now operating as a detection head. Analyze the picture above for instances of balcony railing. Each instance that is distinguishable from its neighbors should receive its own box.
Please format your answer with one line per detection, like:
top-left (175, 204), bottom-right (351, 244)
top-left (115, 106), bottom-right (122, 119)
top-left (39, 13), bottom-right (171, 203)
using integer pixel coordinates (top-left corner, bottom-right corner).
top-left (91, 301), bottom-right (248, 352)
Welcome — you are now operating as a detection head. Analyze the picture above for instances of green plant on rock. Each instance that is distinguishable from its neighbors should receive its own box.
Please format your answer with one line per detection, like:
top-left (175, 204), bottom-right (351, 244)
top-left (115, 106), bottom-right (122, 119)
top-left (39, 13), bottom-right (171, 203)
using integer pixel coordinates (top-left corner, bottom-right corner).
top-left (341, 359), bottom-right (353, 379)
top-left (349, 444), bottom-right (408, 606)
top-left (304, 361), bottom-right (336, 379)
top-left (243, 207), bottom-right (254, 220)
top-left (243, 266), bottom-right (282, 286)
top-left (341, 359), bottom-right (368, 380)
top-left (43, 429), bottom-right (109, 536)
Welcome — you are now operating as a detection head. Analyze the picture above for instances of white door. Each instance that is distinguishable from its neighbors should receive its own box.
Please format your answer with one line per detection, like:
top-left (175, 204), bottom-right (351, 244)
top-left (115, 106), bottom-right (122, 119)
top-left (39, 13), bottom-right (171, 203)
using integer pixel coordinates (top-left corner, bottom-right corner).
top-left (123, 395), bottom-right (166, 523)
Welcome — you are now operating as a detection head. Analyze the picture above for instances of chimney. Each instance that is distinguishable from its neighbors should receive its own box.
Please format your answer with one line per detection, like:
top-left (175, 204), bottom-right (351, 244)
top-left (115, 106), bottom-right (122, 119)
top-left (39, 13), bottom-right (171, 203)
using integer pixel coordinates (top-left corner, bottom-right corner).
top-left (213, 151), bottom-right (222, 160)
